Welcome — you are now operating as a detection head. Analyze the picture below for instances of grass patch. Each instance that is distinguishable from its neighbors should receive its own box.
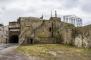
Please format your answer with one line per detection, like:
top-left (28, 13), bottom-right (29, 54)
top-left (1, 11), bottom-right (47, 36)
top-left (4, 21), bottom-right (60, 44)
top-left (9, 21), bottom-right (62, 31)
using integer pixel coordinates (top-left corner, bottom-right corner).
top-left (16, 44), bottom-right (91, 60)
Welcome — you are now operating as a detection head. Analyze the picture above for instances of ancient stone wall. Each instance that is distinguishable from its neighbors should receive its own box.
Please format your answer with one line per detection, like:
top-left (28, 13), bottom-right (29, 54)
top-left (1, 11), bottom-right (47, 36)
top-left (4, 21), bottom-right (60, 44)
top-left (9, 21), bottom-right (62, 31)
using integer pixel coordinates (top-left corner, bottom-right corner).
top-left (8, 16), bottom-right (91, 48)
top-left (0, 26), bottom-right (8, 44)
top-left (73, 25), bottom-right (91, 48)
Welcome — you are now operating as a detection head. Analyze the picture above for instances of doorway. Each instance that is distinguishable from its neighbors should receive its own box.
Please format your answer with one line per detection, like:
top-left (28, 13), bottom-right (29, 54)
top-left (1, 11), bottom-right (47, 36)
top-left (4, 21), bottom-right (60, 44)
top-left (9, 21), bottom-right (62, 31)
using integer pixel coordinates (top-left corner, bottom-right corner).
top-left (9, 35), bottom-right (19, 43)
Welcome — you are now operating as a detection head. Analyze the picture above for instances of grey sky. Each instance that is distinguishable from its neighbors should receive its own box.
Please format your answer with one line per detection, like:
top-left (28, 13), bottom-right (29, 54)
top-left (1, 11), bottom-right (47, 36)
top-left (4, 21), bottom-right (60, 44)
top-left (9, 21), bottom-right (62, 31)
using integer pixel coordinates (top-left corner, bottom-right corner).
top-left (0, 0), bottom-right (91, 26)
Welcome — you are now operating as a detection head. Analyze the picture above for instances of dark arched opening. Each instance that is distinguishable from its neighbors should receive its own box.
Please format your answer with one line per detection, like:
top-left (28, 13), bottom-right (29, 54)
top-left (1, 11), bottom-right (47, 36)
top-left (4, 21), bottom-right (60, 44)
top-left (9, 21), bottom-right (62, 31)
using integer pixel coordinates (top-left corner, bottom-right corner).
top-left (9, 35), bottom-right (18, 43)
top-left (27, 38), bottom-right (33, 44)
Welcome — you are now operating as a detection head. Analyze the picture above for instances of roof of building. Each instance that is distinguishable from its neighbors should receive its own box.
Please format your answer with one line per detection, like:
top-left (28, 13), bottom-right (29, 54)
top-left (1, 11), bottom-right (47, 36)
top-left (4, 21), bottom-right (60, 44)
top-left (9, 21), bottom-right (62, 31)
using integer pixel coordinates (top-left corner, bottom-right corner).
top-left (19, 17), bottom-right (40, 20)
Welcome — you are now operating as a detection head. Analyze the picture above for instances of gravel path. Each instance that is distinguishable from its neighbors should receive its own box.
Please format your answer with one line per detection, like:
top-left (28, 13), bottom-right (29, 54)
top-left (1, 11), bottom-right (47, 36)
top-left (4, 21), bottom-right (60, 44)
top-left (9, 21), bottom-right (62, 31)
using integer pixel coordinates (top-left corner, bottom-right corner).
top-left (0, 46), bottom-right (46, 60)
top-left (0, 46), bottom-right (31, 60)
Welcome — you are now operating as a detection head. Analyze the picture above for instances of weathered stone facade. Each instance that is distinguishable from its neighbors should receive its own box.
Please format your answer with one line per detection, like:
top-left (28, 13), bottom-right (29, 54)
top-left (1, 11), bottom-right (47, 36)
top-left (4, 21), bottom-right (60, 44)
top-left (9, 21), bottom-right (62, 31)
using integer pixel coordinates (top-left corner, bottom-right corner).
top-left (73, 25), bottom-right (91, 48)
top-left (8, 16), bottom-right (91, 48)
top-left (0, 25), bottom-right (8, 44)
top-left (8, 16), bottom-right (74, 44)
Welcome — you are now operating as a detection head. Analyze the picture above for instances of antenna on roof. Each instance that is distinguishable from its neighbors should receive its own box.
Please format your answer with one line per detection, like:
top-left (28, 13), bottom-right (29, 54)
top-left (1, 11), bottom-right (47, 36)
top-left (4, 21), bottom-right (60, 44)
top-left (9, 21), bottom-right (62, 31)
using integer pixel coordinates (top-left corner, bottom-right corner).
top-left (40, 13), bottom-right (43, 19)
top-left (55, 10), bottom-right (57, 17)
top-left (51, 10), bottom-right (53, 17)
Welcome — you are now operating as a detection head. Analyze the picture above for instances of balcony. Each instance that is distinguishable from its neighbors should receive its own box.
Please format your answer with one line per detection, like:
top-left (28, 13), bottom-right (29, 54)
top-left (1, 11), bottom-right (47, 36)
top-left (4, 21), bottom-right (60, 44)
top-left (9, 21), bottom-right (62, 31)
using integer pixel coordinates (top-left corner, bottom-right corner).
top-left (9, 25), bottom-right (20, 28)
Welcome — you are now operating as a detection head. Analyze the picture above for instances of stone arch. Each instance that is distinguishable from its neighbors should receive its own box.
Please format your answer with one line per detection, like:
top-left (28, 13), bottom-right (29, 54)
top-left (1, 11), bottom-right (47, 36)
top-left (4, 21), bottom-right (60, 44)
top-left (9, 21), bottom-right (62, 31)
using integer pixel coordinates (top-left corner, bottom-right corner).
top-left (9, 35), bottom-right (19, 43)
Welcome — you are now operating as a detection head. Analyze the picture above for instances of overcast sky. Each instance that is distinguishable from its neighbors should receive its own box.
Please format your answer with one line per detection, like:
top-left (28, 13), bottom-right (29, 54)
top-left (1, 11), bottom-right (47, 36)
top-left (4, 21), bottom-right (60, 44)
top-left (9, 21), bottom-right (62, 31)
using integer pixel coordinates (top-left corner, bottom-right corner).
top-left (0, 0), bottom-right (91, 26)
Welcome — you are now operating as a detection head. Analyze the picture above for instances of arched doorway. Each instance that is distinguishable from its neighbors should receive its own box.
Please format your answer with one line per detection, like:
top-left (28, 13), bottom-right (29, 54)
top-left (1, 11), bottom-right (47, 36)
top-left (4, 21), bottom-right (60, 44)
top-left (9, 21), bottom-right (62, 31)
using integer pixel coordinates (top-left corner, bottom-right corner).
top-left (27, 38), bottom-right (33, 44)
top-left (9, 35), bottom-right (19, 43)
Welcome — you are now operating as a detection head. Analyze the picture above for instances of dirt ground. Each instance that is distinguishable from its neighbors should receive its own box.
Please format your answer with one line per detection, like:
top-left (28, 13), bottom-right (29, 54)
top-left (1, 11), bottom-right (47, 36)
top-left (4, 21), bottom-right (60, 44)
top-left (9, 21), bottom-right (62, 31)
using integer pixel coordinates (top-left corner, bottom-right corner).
top-left (0, 46), bottom-right (30, 60)
top-left (17, 44), bottom-right (91, 60)
top-left (0, 44), bottom-right (91, 60)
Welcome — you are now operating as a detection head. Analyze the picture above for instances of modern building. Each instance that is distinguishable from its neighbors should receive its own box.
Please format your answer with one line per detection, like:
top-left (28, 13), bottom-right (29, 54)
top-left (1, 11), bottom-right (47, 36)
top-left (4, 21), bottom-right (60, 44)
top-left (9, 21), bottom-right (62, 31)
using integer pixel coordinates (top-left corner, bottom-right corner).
top-left (61, 15), bottom-right (82, 27)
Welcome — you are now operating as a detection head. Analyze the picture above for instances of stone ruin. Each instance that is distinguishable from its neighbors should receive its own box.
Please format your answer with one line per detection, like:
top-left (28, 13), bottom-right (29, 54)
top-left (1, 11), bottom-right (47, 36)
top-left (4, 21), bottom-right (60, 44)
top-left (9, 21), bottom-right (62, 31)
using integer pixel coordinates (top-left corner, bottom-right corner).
top-left (7, 16), bottom-right (91, 48)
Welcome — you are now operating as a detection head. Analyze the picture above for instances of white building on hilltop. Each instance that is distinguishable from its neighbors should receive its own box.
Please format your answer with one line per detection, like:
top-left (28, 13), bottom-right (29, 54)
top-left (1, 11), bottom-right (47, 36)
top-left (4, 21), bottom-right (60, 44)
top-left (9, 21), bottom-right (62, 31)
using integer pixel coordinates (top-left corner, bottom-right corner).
top-left (61, 15), bottom-right (82, 27)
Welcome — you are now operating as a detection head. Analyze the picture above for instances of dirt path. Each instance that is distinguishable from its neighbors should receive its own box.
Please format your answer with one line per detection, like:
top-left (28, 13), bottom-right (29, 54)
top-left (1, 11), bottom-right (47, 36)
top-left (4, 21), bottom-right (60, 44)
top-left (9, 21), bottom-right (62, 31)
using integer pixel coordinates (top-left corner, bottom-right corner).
top-left (0, 46), bottom-right (46, 60)
top-left (0, 46), bottom-right (30, 60)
